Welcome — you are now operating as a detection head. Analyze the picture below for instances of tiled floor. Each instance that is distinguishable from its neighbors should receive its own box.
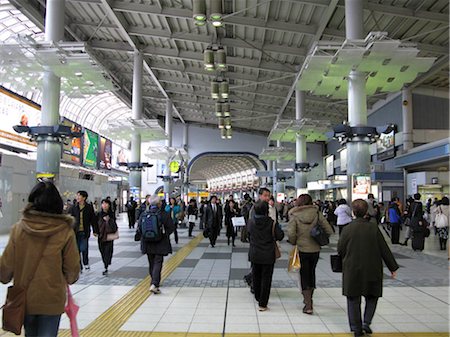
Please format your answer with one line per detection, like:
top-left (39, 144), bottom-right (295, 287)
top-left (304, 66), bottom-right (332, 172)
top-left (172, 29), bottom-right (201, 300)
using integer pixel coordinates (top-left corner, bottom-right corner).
top-left (0, 213), bottom-right (448, 336)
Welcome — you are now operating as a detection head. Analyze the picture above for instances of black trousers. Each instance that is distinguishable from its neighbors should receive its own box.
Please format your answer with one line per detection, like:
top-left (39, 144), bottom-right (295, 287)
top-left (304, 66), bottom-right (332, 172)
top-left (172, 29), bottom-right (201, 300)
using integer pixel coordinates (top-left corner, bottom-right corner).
top-left (188, 222), bottom-right (195, 237)
top-left (147, 254), bottom-right (164, 287)
top-left (347, 295), bottom-right (378, 333)
top-left (338, 224), bottom-right (349, 235)
top-left (299, 252), bottom-right (320, 290)
top-left (209, 226), bottom-right (219, 246)
top-left (390, 222), bottom-right (400, 244)
top-left (173, 224), bottom-right (179, 243)
top-left (252, 263), bottom-right (274, 307)
top-left (127, 211), bottom-right (135, 228)
top-left (98, 239), bottom-right (113, 269)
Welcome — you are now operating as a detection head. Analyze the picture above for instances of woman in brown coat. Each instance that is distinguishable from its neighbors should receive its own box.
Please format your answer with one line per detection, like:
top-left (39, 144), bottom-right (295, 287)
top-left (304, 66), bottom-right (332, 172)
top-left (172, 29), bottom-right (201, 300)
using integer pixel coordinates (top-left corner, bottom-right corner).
top-left (0, 182), bottom-right (80, 337)
top-left (287, 194), bottom-right (334, 314)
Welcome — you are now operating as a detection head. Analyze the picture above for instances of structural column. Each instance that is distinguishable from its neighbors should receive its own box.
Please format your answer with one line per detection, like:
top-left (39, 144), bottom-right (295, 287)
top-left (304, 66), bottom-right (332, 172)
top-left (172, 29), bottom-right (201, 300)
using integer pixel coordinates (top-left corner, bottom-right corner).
top-left (295, 90), bottom-right (307, 192)
top-left (345, 0), bottom-right (370, 201)
top-left (402, 88), bottom-right (414, 151)
top-left (164, 101), bottom-right (173, 201)
top-left (129, 51), bottom-right (143, 199)
top-left (266, 160), bottom-right (273, 192)
top-left (36, 0), bottom-right (65, 178)
top-left (182, 124), bottom-right (189, 201)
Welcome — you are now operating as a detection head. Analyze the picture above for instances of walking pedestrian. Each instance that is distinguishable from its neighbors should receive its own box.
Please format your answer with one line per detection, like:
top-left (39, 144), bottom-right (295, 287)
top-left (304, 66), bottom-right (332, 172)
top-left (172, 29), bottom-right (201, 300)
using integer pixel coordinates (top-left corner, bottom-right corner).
top-left (94, 199), bottom-right (118, 275)
top-left (338, 199), bottom-right (399, 337)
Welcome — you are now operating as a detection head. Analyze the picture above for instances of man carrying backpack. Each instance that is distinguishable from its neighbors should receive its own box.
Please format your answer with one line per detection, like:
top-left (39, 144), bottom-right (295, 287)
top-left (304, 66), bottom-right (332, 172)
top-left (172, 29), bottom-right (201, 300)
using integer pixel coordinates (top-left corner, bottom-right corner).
top-left (136, 195), bottom-right (175, 294)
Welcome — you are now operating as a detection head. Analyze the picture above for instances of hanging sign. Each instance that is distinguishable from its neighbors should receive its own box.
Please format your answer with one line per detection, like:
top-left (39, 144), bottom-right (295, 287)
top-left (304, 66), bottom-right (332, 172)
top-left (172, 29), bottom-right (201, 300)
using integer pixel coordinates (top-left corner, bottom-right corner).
top-left (351, 174), bottom-right (371, 200)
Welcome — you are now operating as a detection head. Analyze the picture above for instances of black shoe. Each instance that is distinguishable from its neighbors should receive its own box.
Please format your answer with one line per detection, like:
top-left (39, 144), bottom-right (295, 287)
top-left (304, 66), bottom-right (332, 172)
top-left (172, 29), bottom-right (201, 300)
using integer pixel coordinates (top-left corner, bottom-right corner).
top-left (102, 269), bottom-right (108, 275)
top-left (354, 332), bottom-right (364, 337)
top-left (363, 324), bottom-right (372, 334)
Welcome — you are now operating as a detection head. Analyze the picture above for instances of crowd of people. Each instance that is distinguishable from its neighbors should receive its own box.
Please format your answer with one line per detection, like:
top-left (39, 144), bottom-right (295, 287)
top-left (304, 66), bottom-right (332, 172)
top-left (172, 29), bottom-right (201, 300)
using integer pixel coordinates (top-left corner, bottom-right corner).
top-left (0, 180), bottom-right (448, 337)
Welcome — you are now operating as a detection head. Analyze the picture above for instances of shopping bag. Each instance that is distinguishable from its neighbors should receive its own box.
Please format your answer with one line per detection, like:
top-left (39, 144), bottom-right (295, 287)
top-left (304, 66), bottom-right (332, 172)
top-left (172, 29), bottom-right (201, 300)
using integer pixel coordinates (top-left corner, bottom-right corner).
top-left (288, 246), bottom-right (301, 272)
top-left (64, 285), bottom-right (79, 337)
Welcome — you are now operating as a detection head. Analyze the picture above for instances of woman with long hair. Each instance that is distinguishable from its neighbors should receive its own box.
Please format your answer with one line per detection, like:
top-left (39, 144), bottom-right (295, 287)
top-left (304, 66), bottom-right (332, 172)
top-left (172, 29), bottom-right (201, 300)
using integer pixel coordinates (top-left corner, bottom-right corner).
top-left (0, 181), bottom-right (80, 336)
top-left (165, 197), bottom-right (181, 244)
top-left (288, 194), bottom-right (334, 314)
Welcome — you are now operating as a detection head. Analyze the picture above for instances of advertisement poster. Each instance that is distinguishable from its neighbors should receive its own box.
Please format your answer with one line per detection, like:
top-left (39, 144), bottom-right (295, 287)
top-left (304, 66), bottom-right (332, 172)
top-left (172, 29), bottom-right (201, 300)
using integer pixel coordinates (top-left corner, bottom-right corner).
top-left (99, 137), bottom-right (112, 170)
top-left (62, 118), bottom-right (82, 165)
top-left (111, 143), bottom-right (129, 172)
top-left (0, 88), bottom-right (40, 151)
top-left (352, 174), bottom-right (371, 200)
top-left (340, 148), bottom-right (347, 172)
top-left (146, 160), bottom-right (157, 183)
top-left (325, 155), bottom-right (334, 177)
top-left (83, 129), bottom-right (98, 168)
top-left (377, 129), bottom-right (396, 160)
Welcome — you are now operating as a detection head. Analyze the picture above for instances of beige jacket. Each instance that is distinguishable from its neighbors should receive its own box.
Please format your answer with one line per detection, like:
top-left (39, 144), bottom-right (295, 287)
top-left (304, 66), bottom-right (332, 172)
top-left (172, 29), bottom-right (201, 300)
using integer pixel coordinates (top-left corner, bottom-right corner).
top-left (0, 205), bottom-right (80, 315)
top-left (288, 205), bottom-right (334, 253)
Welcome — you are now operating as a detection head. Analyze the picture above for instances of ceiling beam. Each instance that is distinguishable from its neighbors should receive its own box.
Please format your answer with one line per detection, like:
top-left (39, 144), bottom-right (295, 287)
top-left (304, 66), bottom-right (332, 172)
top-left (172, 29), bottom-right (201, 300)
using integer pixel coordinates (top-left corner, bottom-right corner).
top-left (98, 0), bottom-right (185, 123)
top-left (89, 39), bottom-right (297, 74)
top-left (111, 1), bottom-right (318, 36)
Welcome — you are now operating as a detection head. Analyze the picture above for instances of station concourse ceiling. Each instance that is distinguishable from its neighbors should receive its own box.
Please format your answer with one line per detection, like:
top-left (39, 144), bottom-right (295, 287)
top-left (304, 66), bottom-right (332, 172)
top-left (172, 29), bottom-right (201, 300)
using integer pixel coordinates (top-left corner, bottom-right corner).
top-left (2, 0), bottom-right (447, 137)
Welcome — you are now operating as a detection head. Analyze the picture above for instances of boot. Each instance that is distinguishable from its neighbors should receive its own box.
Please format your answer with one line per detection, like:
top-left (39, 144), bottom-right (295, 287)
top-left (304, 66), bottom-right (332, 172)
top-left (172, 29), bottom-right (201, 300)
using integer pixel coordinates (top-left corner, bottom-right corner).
top-left (302, 289), bottom-right (313, 314)
top-left (400, 238), bottom-right (408, 246)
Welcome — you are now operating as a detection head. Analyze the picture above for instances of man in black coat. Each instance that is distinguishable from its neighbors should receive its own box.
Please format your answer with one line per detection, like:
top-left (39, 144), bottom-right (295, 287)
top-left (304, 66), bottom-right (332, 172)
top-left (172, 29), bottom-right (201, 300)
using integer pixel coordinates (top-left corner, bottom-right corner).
top-left (137, 195), bottom-right (175, 294)
top-left (126, 197), bottom-right (138, 228)
top-left (338, 199), bottom-right (399, 337)
top-left (70, 190), bottom-right (96, 271)
top-left (204, 196), bottom-right (222, 247)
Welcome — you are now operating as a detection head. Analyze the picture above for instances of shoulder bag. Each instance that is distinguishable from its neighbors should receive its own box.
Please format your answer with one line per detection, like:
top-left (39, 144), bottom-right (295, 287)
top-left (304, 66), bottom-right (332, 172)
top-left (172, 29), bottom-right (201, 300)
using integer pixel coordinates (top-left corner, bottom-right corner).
top-left (330, 254), bottom-right (342, 273)
top-left (435, 206), bottom-right (449, 229)
top-left (2, 237), bottom-right (48, 335)
top-left (310, 210), bottom-right (330, 246)
top-left (272, 221), bottom-right (281, 259)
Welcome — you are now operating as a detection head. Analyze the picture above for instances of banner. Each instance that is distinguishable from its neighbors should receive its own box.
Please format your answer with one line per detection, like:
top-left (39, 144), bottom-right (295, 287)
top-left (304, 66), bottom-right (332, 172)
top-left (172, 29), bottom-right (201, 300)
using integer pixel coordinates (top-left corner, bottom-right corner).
top-left (325, 155), bottom-right (334, 177)
top-left (377, 129), bottom-right (396, 160)
top-left (83, 129), bottom-right (98, 168)
top-left (99, 137), bottom-right (112, 170)
top-left (340, 148), bottom-right (347, 172)
top-left (62, 118), bottom-right (82, 165)
top-left (351, 174), bottom-right (371, 200)
top-left (111, 143), bottom-right (129, 172)
top-left (0, 88), bottom-right (40, 151)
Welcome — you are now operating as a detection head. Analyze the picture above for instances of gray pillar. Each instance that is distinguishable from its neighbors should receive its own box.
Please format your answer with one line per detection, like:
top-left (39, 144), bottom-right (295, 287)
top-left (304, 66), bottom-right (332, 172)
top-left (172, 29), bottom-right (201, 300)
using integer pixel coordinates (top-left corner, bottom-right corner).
top-left (295, 90), bottom-right (307, 191)
top-left (345, 0), bottom-right (370, 201)
top-left (272, 160), bottom-right (278, 197)
top-left (402, 88), bottom-right (414, 151)
top-left (36, 0), bottom-right (65, 178)
top-left (129, 51), bottom-right (143, 198)
top-left (164, 101), bottom-right (173, 201)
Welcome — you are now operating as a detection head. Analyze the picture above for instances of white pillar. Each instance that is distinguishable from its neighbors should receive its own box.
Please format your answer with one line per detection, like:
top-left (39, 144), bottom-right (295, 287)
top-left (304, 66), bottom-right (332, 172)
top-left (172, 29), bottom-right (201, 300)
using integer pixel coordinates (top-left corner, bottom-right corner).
top-left (295, 90), bottom-right (307, 191)
top-left (36, 0), bottom-right (65, 178)
top-left (345, 0), bottom-right (370, 201)
top-left (267, 160), bottom-right (273, 192)
top-left (129, 51), bottom-right (143, 198)
top-left (164, 101), bottom-right (173, 201)
top-left (402, 88), bottom-right (414, 151)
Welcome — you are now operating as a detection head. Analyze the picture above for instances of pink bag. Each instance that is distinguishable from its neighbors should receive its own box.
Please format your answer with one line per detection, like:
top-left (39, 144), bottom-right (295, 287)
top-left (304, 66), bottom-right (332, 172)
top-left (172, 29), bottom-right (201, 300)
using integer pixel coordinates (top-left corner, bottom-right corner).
top-left (64, 285), bottom-right (79, 337)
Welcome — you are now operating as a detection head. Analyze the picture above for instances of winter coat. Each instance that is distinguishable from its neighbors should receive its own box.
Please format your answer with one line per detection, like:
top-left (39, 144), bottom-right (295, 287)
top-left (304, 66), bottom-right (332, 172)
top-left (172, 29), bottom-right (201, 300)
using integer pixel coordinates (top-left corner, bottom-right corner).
top-left (337, 218), bottom-right (398, 297)
top-left (287, 205), bottom-right (334, 253)
top-left (165, 204), bottom-right (181, 224)
top-left (94, 210), bottom-right (118, 242)
top-left (204, 203), bottom-right (223, 229)
top-left (387, 203), bottom-right (401, 224)
top-left (334, 204), bottom-right (353, 225)
top-left (0, 205), bottom-right (80, 315)
top-left (248, 215), bottom-right (284, 265)
top-left (70, 202), bottom-right (96, 238)
top-left (138, 207), bottom-right (175, 256)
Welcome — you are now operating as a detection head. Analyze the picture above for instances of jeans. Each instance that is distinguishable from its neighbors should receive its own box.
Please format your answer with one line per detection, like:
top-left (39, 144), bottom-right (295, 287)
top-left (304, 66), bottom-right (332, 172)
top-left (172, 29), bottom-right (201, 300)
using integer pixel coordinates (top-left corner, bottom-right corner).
top-left (252, 263), bottom-right (274, 307)
top-left (299, 251), bottom-right (320, 290)
top-left (76, 232), bottom-right (89, 267)
top-left (147, 254), bottom-right (164, 287)
top-left (24, 314), bottom-right (61, 337)
top-left (347, 296), bottom-right (378, 333)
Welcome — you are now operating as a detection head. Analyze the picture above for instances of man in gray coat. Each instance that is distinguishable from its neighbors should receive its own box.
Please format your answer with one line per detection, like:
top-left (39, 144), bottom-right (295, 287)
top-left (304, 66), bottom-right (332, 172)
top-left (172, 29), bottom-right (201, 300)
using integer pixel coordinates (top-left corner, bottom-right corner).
top-left (338, 199), bottom-right (399, 337)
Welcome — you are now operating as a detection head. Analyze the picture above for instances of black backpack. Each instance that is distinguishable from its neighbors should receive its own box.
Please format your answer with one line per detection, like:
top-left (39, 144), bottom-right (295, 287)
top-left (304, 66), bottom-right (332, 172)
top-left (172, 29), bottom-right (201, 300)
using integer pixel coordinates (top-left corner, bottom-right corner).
top-left (140, 207), bottom-right (163, 242)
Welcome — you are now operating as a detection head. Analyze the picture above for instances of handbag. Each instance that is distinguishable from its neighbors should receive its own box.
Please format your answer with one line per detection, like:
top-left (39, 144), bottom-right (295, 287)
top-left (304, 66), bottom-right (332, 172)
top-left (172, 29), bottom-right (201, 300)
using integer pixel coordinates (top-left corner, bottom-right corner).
top-left (106, 231), bottom-right (119, 241)
top-left (188, 215), bottom-right (196, 223)
top-left (310, 210), bottom-right (330, 246)
top-left (2, 238), bottom-right (48, 335)
top-left (203, 227), bottom-right (210, 238)
top-left (272, 221), bottom-right (281, 259)
top-left (435, 206), bottom-right (448, 229)
top-left (330, 254), bottom-right (342, 273)
top-left (288, 246), bottom-right (300, 272)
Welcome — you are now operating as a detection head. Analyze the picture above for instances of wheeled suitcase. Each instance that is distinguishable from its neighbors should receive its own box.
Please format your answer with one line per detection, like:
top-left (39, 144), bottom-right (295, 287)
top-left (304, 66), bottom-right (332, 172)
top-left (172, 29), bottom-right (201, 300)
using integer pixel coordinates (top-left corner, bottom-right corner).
top-left (411, 230), bottom-right (425, 251)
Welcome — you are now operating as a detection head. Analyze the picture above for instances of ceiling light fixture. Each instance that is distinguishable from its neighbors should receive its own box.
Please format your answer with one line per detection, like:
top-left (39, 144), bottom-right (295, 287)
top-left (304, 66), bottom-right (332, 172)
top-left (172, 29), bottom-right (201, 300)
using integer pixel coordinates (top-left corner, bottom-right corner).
top-left (192, 0), bottom-right (207, 25)
top-left (226, 128), bottom-right (232, 139)
top-left (220, 80), bottom-right (229, 99)
top-left (224, 116), bottom-right (231, 129)
top-left (218, 117), bottom-right (225, 129)
top-left (211, 81), bottom-right (220, 99)
top-left (216, 47), bottom-right (226, 70)
top-left (203, 47), bottom-right (214, 71)
top-left (222, 102), bottom-right (230, 117)
top-left (210, 0), bottom-right (223, 27)
top-left (215, 102), bottom-right (222, 117)
top-left (221, 128), bottom-right (226, 139)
